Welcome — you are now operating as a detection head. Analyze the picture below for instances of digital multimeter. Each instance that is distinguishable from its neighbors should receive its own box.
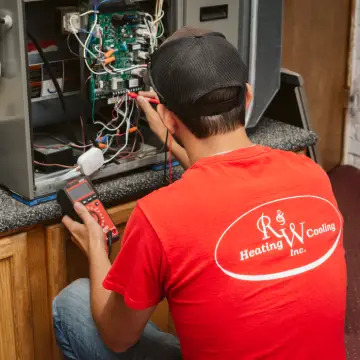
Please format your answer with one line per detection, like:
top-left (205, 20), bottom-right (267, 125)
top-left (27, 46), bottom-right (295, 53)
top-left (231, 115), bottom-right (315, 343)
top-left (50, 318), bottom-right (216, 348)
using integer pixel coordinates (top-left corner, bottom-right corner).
top-left (57, 177), bottom-right (119, 242)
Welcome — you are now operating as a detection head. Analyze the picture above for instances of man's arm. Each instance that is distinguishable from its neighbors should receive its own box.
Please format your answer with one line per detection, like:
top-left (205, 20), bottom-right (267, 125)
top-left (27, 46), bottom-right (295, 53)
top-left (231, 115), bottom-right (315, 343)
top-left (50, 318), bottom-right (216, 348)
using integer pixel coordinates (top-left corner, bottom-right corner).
top-left (88, 241), bottom-right (157, 352)
top-left (63, 203), bottom-right (156, 353)
top-left (137, 92), bottom-right (190, 169)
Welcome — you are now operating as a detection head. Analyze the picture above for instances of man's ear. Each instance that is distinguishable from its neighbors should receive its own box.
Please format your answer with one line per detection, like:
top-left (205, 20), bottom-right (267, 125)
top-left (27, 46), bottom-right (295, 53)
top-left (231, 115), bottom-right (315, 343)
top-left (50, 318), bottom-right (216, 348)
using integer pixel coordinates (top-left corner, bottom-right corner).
top-left (245, 83), bottom-right (253, 110)
top-left (157, 105), bottom-right (177, 135)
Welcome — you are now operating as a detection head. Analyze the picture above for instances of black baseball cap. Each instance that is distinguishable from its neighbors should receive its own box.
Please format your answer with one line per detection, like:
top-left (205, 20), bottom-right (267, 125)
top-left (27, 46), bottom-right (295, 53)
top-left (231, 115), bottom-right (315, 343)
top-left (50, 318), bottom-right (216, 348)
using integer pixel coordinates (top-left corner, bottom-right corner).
top-left (146, 27), bottom-right (248, 119)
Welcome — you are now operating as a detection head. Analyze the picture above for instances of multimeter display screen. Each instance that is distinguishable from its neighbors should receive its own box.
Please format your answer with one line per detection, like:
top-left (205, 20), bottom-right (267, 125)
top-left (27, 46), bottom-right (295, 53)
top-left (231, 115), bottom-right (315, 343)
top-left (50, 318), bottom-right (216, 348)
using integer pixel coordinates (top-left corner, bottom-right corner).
top-left (67, 182), bottom-right (93, 201)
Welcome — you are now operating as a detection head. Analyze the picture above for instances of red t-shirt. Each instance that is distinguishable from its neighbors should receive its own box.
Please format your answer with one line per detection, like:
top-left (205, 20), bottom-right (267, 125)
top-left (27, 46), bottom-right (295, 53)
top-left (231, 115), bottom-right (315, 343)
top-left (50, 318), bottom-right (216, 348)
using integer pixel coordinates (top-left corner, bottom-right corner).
top-left (103, 146), bottom-right (346, 360)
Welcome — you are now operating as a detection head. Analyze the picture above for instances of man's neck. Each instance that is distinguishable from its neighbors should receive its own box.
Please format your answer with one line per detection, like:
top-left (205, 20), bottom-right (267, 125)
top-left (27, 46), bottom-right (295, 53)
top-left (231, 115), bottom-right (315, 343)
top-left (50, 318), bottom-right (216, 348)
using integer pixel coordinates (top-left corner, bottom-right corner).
top-left (182, 127), bottom-right (254, 165)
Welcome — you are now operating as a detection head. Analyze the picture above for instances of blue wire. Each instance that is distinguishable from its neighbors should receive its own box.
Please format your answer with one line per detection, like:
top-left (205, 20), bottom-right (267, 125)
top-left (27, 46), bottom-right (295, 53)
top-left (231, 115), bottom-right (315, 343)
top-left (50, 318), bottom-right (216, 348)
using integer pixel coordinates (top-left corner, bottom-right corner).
top-left (85, 1), bottom-right (112, 71)
top-left (86, 0), bottom-right (112, 63)
top-left (86, 1), bottom-right (110, 62)
top-left (95, 0), bottom-right (112, 11)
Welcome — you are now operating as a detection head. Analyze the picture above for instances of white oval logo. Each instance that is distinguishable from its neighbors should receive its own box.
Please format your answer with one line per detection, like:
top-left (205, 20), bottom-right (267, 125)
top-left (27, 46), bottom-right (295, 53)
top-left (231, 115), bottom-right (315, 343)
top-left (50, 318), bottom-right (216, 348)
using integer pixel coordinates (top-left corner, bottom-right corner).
top-left (214, 195), bottom-right (342, 281)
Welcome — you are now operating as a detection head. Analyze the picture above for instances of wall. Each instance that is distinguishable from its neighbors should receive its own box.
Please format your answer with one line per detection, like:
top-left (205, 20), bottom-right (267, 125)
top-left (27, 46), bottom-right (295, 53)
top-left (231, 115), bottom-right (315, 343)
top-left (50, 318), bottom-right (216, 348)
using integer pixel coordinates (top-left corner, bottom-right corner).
top-left (345, 0), bottom-right (360, 167)
top-left (282, 0), bottom-right (351, 171)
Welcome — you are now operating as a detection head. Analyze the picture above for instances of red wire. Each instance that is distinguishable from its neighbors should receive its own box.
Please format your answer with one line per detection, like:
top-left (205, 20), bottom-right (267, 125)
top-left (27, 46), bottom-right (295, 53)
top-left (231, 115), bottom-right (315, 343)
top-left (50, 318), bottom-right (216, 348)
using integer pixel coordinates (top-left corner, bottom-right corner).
top-left (169, 134), bottom-right (173, 184)
top-left (33, 144), bottom-right (66, 149)
top-left (34, 160), bottom-right (75, 169)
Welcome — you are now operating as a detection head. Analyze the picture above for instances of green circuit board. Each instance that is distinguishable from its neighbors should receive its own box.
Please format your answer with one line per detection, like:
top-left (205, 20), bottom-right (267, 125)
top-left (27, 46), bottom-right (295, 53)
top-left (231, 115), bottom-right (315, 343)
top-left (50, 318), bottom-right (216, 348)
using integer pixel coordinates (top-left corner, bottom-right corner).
top-left (89, 11), bottom-right (148, 102)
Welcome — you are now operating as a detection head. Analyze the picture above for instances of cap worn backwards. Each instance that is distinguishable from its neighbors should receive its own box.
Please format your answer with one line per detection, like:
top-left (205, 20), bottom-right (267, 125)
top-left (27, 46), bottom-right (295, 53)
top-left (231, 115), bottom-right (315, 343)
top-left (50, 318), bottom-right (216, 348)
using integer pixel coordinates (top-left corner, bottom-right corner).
top-left (149, 27), bottom-right (248, 119)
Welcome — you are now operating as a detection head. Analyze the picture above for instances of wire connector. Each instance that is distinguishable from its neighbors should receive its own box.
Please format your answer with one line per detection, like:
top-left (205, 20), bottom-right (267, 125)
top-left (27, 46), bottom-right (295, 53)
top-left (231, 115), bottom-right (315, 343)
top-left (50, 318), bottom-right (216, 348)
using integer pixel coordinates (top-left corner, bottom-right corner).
top-left (0, 15), bottom-right (12, 30)
top-left (77, 148), bottom-right (104, 176)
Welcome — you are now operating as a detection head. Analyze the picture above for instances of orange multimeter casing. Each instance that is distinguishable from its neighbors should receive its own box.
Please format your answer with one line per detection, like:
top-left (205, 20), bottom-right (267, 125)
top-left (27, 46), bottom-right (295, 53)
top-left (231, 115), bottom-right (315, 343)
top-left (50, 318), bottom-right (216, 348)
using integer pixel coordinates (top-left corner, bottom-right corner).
top-left (57, 177), bottom-right (119, 242)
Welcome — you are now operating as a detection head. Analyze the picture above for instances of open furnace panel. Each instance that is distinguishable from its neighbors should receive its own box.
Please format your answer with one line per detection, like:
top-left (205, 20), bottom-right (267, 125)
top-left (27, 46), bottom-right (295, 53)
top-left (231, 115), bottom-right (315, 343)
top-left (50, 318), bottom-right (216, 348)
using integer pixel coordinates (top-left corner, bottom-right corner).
top-left (10, 0), bottom-right (169, 201)
top-left (0, 0), bottom-right (283, 201)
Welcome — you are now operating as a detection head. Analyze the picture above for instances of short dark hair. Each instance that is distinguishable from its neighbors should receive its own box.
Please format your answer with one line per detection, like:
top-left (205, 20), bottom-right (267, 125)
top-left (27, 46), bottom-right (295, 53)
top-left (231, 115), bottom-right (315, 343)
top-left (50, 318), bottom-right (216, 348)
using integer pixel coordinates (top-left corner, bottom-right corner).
top-left (176, 87), bottom-right (246, 139)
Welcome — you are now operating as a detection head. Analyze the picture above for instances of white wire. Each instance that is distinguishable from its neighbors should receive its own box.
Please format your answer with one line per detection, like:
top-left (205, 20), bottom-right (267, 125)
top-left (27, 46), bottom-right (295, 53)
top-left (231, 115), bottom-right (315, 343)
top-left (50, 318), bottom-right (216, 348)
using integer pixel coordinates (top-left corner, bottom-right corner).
top-left (70, 16), bottom-right (98, 59)
top-left (96, 95), bottom-right (125, 141)
top-left (63, 166), bottom-right (81, 178)
top-left (94, 96), bottom-right (129, 131)
top-left (80, 10), bottom-right (97, 17)
top-left (69, 6), bottom-right (157, 165)
top-left (153, 10), bottom-right (164, 24)
top-left (97, 96), bottom-right (129, 155)
top-left (70, 142), bottom-right (93, 149)
top-left (104, 101), bottom-right (134, 164)
top-left (102, 63), bottom-right (115, 75)
top-left (157, 22), bottom-right (164, 39)
top-left (82, 12), bottom-right (110, 75)
top-left (144, 18), bottom-right (154, 51)
top-left (143, 13), bottom-right (156, 50)
top-left (69, 13), bottom-right (109, 75)
top-left (94, 45), bottom-right (105, 55)
top-left (147, 0), bottom-right (165, 49)
top-left (113, 95), bottom-right (126, 119)
top-left (109, 64), bottom-right (147, 73)
top-left (96, 97), bottom-right (118, 138)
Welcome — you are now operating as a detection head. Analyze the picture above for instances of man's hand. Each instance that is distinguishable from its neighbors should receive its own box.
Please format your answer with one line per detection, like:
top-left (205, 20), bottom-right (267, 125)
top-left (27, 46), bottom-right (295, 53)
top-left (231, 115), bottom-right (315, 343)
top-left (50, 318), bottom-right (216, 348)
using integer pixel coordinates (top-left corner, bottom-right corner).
top-left (62, 202), bottom-right (105, 257)
top-left (137, 91), bottom-right (168, 143)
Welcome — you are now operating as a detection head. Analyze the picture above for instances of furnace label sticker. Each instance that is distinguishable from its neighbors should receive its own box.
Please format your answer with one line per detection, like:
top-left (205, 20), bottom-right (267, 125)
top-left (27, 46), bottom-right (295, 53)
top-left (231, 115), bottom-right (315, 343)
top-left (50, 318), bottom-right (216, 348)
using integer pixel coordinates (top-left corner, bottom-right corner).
top-left (214, 195), bottom-right (342, 281)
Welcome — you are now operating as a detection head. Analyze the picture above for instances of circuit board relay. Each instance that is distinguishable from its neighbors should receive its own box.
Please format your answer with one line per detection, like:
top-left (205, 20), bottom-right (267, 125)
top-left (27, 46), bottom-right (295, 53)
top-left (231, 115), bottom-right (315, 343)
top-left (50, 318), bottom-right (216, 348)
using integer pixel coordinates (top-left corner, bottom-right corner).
top-left (89, 10), bottom-right (152, 102)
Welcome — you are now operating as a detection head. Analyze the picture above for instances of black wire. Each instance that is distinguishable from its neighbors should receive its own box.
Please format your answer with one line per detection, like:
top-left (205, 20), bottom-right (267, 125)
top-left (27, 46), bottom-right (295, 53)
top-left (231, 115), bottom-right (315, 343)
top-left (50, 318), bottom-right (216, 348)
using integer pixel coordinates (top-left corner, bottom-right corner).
top-left (27, 30), bottom-right (78, 145)
top-left (107, 231), bottom-right (113, 259)
top-left (79, 73), bottom-right (92, 146)
top-left (164, 130), bottom-right (169, 185)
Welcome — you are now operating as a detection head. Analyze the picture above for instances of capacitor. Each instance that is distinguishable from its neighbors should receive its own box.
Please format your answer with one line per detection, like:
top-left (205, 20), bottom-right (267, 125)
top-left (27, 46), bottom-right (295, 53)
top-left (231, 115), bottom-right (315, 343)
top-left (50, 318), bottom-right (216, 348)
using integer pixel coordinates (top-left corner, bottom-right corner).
top-left (111, 78), bottom-right (118, 91)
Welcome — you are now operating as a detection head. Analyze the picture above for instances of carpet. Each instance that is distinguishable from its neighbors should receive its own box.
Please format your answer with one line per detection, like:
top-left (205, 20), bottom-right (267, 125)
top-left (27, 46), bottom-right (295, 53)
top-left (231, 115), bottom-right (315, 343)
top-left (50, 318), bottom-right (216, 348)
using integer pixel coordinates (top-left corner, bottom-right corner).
top-left (328, 165), bottom-right (360, 359)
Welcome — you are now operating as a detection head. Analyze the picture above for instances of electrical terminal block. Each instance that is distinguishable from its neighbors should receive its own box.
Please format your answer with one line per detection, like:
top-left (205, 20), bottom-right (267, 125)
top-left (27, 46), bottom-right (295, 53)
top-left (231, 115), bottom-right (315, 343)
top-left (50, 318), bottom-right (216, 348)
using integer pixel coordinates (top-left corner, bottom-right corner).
top-left (63, 12), bottom-right (81, 33)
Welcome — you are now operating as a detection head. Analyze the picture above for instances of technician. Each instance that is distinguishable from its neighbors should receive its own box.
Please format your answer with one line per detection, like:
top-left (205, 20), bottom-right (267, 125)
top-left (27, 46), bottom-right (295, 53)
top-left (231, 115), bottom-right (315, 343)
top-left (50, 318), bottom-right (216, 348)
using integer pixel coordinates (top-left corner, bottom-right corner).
top-left (52, 27), bottom-right (346, 360)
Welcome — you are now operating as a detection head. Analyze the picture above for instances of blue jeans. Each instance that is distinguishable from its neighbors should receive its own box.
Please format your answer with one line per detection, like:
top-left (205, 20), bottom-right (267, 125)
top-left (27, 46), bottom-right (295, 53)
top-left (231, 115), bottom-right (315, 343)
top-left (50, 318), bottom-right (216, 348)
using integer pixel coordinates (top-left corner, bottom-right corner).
top-left (52, 278), bottom-right (182, 360)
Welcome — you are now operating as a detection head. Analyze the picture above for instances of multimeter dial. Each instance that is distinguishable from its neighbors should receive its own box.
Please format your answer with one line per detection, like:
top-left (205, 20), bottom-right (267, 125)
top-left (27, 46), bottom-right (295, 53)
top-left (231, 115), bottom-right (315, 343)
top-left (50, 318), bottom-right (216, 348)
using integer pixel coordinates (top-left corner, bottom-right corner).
top-left (89, 211), bottom-right (100, 223)
top-left (87, 204), bottom-right (105, 227)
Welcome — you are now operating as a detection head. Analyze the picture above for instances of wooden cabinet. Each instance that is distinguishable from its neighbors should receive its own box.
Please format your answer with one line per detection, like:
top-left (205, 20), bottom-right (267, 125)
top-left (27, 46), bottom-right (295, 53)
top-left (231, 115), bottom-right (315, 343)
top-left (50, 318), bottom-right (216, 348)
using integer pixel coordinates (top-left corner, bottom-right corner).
top-left (0, 233), bottom-right (34, 360)
top-left (0, 201), bottom-right (171, 360)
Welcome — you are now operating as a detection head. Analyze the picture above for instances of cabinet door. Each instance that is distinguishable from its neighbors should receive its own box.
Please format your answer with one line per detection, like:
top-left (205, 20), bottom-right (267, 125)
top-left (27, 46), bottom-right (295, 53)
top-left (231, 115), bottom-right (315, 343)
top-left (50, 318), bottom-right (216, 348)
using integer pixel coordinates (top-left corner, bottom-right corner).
top-left (0, 233), bottom-right (35, 360)
top-left (46, 224), bottom-right (68, 360)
